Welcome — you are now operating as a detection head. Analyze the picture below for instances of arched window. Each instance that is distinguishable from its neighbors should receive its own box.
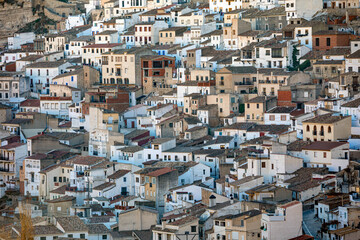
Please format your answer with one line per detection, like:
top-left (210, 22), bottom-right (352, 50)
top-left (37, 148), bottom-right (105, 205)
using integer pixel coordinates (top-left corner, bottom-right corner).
top-left (306, 125), bottom-right (310, 132)
top-left (328, 126), bottom-right (332, 133)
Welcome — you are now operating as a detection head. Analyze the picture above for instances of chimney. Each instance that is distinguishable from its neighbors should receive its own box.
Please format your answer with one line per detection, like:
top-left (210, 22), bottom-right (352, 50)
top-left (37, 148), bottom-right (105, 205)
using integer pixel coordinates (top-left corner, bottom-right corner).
top-left (161, 220), bottom-right (166, 230)
top-left (209, 195), bottom-right (216, 207)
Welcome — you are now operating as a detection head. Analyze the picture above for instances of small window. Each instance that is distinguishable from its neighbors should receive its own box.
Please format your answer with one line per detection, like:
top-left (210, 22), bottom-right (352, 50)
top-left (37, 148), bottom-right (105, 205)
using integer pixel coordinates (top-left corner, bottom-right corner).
top-left (191, 226), bottom-right (197, 232)
top-left (80, 234), bottom-right (86, 239)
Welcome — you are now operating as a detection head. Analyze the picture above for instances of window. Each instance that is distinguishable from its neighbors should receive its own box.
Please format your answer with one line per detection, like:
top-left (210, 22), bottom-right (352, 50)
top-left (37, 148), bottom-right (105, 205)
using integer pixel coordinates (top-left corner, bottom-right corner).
top-left (261, 162), bottom-right (266, 168)
top-left (191, 226), bottom-right (197, 232)
top-left (40, 237), bottom-right (46, 240)
top-left (80, 234), bottom-right (86, 239)
top-left (53, 177), bottom-right (57, 182)
top-left (281, 115), bottom-right (286, 121)
top-left (326, 38), bottom-right (331, 46)
top-left (269, 115), bottom-right (275, 121)
top-left (102, 235), bottom-right (107, 240)
top-left (315, 38), bottom-right (320, 46)
top-left (323, 152), bottom-right (327, 158)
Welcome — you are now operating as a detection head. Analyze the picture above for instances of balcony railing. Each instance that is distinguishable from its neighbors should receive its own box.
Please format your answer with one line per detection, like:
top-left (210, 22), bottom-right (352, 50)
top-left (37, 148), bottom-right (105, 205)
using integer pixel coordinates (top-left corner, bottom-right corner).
top-left (0, 157), bottom-right (12, 161)
top-left (0, 168), bottom-right (14, 172)
top-left (296, 33), bottom-right (308, 37)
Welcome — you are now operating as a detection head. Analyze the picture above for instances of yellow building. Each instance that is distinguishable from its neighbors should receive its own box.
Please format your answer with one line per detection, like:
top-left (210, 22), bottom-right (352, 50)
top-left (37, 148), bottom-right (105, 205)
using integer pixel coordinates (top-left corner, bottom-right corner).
top-left (101, 47), bottom-right (154, 85)
top-left (244, 96), bottom-right (277, 123)
top-left (302, 113), bottom-right (351, 142)
top-left (159, 27), bottom-right (188, 45)
top-left (224, 210), bottom-right (262, 240)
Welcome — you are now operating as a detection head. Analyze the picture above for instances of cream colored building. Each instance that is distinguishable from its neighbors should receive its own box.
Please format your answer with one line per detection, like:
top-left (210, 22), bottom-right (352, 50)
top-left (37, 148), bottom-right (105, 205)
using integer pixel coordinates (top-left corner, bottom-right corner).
top-left (244, 96), bottom-right (277, 123)
top-left (101, 47), bottom-right (154, 85)
top-left (159, 27), bottom-right (188, 45)
top-left (44, 34), bottom-right (68, 53)
top-left (261, 201), bottom-right (303, 240)
top-left (219, 210), bottom-right (262, 240)
top-left (118, 207), bottom-right (158, 231)
top-left (223, 19), bottom-right (251, 50)
top-left (39, 160), bottom-right (73, 201)
top-left (207, 93), bottom-right (240, 118)
top-left (302, 113), bottom-right (351, 142)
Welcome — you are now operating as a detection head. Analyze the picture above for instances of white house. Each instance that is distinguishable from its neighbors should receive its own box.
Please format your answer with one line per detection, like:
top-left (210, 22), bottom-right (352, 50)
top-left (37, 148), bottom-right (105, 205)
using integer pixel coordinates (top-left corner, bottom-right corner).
top-left (264, 106), bottom-right (295, 125)
top-left (25, 61), bottom-right (72, 94)
top-left (302, 141), bottom-right (349, 172)
top-left (8, 32), bottom-right (35, 50)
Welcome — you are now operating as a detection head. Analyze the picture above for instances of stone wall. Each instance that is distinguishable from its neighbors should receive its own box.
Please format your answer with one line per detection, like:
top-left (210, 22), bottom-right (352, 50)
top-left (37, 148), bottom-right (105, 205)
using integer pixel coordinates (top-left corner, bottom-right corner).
top-left (0, 1), bottom-right (38, 38)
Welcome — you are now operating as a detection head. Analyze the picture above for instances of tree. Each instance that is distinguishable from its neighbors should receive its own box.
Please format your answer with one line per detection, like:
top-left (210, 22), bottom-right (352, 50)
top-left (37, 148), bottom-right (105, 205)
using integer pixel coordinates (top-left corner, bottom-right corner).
top-left (288, 45), bottom-right (300, 71)
top-left (17, 201), bottom-right (34, 240)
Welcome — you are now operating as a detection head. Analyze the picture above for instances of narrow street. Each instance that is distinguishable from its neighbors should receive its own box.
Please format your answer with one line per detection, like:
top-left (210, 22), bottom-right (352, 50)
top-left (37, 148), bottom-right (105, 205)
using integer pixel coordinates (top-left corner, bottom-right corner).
top-left (303, 210), bottom-right (322, 240)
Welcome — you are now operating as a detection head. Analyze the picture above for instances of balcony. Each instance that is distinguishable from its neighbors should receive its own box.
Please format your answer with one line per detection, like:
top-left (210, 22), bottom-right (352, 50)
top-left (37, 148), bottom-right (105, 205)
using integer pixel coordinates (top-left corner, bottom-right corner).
top-left (235, 82), bottom-right (252, 86)
top-left (0, 168), bottom-right (14, 172)
top-left (0, 156), bottom-right (12, 161)
top-left (262, 213), bottom-right (285, 222)
top-left (296, 33), bottom-right (308, 37)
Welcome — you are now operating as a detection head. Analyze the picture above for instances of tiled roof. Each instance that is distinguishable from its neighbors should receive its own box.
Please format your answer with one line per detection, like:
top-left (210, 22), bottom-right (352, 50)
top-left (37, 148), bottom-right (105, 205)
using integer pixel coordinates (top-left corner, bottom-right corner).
top-left (342, 98), bottom-right (360, 108)
top-left (46, 196), bottom-right (75, 203)
top-left (72, 156), bottom-right (106, 166)
top-left (313, 30), bottom-right (350, 35)
top-left (228, 176), bottom-right (262, 186)
top-left (93, 182), bottom-right (115, 191)
top-left (107, 170), bottom-right (130, 179)
top-left (287, 140), bottom-right (311, 151)
top-left (0, 142), bottom-right (25, 149)
top-left (87, 224), bottom-right (109, 234)
top-left (50, 185), bottom-right (67, 194)
top-left (33, 225), bottom-right (63, 235)
top-left (302, 141), bottom-right (347, 151)
top-left (55, 216), bottom-right (88, 232)
top-left (347, 49), bottom-right (360, 59)
top-left (302, 114), bottom-right (350, 124)
top-left (20, 99), bottom-right (40, 107)
top-left (147, 167), bottom-right (176, 177)
top-left (167, 215), bottom-right (198, 226)
top-left (26, 60), bottom-right (68, 69)
top-left (267, 106), bottom-right (295, 114)
top-left (278, 200), bottom-right (301, 209)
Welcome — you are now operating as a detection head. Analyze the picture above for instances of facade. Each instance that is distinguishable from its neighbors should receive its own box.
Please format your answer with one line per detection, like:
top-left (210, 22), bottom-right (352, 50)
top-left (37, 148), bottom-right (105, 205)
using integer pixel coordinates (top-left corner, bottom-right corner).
top-left (261, 201), bottom-right (303, 240)
top-left (102, 48), bottom-right (154, 86)
top-left (302, 114), bottom-right (351, 142)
